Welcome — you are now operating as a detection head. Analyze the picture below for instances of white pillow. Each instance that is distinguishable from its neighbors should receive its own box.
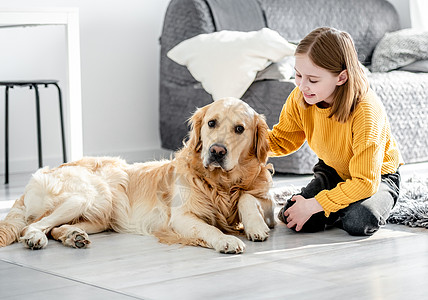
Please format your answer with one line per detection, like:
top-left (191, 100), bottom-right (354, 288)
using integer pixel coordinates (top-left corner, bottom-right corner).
top-left (167, 28), bottom-right (296, 100)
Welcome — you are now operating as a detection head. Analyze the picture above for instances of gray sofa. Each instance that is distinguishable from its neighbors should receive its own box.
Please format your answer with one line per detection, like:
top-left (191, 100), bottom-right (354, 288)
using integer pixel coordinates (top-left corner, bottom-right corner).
top-left (159, 0), bottom-right (428, 174)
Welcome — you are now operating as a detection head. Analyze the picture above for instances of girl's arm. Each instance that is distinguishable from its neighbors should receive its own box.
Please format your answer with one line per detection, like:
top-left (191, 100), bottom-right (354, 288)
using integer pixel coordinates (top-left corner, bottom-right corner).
top-left (315, 142), bottom-right (383, 216)
top-left (315, 98), bottom-right (400, 217)
top-left (268, 88), bottom-right (306, 157)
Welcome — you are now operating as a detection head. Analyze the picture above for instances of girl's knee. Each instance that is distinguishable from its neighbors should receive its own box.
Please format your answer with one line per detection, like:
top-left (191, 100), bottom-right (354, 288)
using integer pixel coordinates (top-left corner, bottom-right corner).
top-left (341, 206), bottom-right (384, 236)
top-left (343, 221), bottom-right (380, 236)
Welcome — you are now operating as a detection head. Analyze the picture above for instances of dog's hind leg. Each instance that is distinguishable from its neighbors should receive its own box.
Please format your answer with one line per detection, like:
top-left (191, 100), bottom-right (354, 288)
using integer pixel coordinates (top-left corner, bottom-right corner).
top-left (0, 195), bottom-right (27, 247)
top-left (51, 222), bottom-right (107, 249)
top-left (20, 195), bottom-right (90, 250)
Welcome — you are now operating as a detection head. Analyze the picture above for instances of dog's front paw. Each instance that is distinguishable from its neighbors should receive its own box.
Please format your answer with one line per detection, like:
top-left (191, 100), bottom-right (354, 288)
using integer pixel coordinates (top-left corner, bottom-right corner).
top-left (213, 235), bottom-right (246, 254)
top-left (245, 221), bottom-right (270, 242)
top-left (20, 229), bottom-right (48, 250)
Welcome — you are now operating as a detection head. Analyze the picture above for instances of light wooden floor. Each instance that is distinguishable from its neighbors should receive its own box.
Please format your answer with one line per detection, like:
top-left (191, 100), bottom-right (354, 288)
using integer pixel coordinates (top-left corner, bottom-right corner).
top-left (1, 159), bottom-right (428, 300)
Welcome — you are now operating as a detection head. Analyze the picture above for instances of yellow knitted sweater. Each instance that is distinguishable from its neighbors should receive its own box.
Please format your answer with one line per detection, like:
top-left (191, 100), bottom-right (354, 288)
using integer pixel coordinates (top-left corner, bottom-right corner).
top-left (268, 87), bottom-right (402, 216)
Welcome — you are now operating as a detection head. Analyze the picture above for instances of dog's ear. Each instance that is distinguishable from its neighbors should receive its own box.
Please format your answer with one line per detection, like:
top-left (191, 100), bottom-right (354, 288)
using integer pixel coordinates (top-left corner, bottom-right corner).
top-left (253, 113), bottom-right (270, 163)
top-left (187, 105), bottom-right (209, 152)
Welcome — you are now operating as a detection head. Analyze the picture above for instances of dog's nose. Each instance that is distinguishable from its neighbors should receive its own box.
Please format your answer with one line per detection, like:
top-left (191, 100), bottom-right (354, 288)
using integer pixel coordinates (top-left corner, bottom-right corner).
top-left (209, 144), bottom-right (227, 160)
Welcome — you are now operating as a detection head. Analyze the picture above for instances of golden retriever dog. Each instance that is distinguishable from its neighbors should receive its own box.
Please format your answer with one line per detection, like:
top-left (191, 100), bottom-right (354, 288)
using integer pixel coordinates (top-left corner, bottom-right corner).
top-left (0, 98), bottom-right (275, 254)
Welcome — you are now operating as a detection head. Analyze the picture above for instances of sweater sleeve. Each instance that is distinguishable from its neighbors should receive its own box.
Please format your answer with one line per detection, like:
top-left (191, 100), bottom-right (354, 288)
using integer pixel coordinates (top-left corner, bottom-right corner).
top-left (315, 100), bottom-right (386, 216)
top-left (315, 142), bottom-right (383, 216)
top-left (268, 88), bottom-right (306, 157)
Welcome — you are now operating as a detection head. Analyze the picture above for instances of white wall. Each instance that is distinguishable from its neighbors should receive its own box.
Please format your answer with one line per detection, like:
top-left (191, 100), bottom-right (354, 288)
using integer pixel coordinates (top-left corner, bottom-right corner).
top-left (0, 0), bottom-right (412, 176)
top-left (0, 25), bottom-right (68, 174)
top-left (0, 0), bottom-right (170, 175)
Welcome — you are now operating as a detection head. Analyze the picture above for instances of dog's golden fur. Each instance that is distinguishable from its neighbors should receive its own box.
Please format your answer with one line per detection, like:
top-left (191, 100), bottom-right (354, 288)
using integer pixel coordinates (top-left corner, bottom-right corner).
top-left (0, 98), bottom-right (274, 253)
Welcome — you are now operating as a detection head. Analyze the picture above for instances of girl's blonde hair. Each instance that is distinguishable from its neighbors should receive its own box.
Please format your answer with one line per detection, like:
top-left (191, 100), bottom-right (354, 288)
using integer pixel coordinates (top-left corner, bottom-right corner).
top-left (295, 27), bottom-right (369, 123)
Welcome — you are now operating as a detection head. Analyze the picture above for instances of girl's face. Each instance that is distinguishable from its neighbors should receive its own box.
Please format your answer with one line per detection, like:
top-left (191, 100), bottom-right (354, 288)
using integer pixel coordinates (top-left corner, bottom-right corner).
top-left (294, 54), bottom-right (347, 107)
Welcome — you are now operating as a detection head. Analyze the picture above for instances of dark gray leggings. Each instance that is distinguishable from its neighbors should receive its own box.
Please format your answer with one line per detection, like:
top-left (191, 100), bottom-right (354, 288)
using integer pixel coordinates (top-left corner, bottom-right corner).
top-left (278, 159), bottom-right (401, 236)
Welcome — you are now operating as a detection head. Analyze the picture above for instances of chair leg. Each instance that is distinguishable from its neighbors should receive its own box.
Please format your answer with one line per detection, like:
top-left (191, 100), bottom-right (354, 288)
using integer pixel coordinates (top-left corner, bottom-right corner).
top-left (53, 83), bottom-right (67, 163)
top-left (33, 84), bottom-right (43, 168)
top-left (4, 86), bottom-right (9, 184)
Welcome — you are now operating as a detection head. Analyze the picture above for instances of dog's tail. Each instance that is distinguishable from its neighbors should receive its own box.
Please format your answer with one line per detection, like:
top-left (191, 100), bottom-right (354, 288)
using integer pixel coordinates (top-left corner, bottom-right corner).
top-left (0, 195), bottom-right (27, 247)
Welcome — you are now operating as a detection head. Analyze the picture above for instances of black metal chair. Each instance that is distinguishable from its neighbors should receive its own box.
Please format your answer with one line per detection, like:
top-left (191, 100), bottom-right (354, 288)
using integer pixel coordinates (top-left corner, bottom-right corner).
top-left (1, 80), bottom-right (67, 184)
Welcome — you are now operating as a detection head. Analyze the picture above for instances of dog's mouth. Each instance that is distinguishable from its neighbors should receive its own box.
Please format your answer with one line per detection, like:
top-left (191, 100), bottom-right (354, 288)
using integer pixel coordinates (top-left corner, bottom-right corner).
top-left (205, 158), bottom-right (226, 171)
top-left (206, 161), bottom-right (222, 170)
top-left (205, 161), bottom-right (235, 173)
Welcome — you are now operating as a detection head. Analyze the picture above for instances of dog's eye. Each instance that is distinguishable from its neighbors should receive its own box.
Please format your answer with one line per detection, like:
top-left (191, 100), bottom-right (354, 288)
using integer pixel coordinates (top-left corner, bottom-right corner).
top-left (235, 125), bottom-right (245, 134)
top-left (208, 120), bottom-right (216, 128)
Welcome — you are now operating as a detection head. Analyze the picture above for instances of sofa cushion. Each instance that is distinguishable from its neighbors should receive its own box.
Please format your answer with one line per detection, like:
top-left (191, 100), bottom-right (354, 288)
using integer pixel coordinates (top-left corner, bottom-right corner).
top-left (399, 60), bottom-right (428, 73)
top-left (368, 71), bottom-right (428, 163)
top-left (206, 0), bottom-right (265, 31)
top-left (167, 28), bottom-right (296, 100)
top-left (371, 29), bottom-right (428, 72)
top-left (258, 0), bottom-right (399, 65)
top-left (255, 57), bottom-right (295, 82)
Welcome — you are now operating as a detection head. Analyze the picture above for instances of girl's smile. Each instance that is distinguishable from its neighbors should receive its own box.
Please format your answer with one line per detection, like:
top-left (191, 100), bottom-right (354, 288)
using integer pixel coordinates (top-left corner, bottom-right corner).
top-left (303, 92), bottom-right (315, 98)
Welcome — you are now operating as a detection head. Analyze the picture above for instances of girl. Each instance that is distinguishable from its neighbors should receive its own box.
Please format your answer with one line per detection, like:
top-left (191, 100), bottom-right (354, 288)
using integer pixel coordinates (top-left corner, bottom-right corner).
top-left (268, 27), bottom-right (402, 236)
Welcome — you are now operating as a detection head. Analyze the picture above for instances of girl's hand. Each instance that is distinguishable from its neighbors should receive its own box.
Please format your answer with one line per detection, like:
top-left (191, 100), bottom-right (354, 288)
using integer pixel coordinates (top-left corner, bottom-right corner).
top-left (284, 195), bottom-right (324, 231)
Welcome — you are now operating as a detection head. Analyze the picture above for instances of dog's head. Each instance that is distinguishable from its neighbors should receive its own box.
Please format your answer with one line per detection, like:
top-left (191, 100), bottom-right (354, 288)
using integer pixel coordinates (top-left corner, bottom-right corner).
top-left (187, 98), bottom-right (269, 172)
